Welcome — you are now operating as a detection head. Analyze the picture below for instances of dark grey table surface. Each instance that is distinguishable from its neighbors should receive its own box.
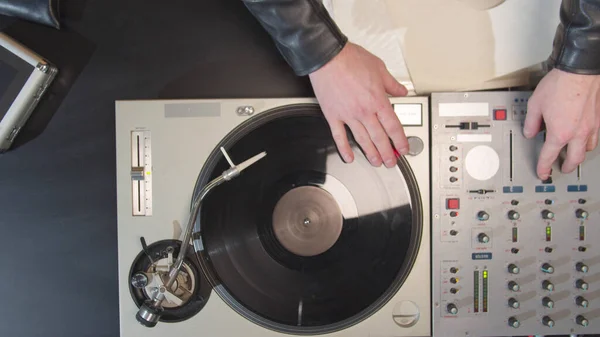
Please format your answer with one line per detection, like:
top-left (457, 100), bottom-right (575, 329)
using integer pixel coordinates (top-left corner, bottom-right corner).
top-left (0, 1), bottom-right (311, 336)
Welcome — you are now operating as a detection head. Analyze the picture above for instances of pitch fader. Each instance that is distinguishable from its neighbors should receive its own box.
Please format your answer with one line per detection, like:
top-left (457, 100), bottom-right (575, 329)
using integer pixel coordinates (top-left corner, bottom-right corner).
top-left (431, 92), bottom-right (599, 336)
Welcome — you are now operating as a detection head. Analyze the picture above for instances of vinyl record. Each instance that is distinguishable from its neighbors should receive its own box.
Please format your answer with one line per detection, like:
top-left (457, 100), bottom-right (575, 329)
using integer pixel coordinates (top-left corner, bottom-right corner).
top-left (193, 104), bottom-right (422, 335)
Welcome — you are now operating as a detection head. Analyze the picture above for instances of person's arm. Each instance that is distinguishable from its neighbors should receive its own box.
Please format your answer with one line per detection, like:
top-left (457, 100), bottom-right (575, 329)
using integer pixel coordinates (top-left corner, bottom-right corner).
top-left (243, 0), bottom-right (409, 168)
top-left (242, 0), bottom-right (347, 76)
top-left (524, 0), bottom-right (600, 180)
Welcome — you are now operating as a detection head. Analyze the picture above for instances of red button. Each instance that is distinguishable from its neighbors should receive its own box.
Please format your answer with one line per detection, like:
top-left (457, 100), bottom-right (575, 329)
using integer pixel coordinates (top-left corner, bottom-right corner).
top-left (447, 198), bottom-right (460, 210)
top-left (494, 109), bottom-right (507, 120)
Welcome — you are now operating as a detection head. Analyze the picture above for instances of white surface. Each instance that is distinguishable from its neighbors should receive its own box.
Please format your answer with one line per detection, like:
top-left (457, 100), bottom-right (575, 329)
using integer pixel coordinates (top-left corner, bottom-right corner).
top-left (488, 0), bottom-right (561, 77)
top-left (327, 0), bottom-right (412, 87)
top-left (465, 145), bottom-right (500, 180)
top-left (457, 134), bottom-right (493, 143)
top-left (439, 102), bottom-right (489, 117)
top-left (327, 0), bottom-right (561, 92)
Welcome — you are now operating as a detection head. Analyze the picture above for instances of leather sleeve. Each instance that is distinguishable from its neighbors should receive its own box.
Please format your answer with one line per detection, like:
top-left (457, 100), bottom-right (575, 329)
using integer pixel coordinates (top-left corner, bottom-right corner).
top-left (549, 0), bottom-right (600, 75)
top-left (242, 0), bottom-right (348, 76)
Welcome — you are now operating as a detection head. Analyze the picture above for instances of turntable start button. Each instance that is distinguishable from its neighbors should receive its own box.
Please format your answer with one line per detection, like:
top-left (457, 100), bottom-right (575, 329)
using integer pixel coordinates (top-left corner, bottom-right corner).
top-left (392, 301), bottom-right (420, 328)
top-left (407, 136), bottom-right (424, 156)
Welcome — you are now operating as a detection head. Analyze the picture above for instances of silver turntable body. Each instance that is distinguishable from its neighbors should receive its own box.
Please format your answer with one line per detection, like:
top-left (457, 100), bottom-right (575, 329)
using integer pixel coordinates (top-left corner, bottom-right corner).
top-left (115, 97), bottom-right (431, 337)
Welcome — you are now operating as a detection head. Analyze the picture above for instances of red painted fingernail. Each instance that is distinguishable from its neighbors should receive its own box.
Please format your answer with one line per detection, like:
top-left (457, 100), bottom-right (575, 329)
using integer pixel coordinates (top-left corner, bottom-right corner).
top-left (393, 148), bottom-right (401, 158)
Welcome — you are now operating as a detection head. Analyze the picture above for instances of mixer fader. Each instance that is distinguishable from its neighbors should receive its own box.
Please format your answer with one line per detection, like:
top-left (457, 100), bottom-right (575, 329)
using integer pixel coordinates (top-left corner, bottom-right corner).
top-left (431, 92), bottom-right (599, 337)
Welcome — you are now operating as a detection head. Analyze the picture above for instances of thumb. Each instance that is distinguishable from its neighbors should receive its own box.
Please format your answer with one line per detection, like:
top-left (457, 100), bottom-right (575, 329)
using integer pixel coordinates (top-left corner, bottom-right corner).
top-left (382, 68), bottom-right (408, 96)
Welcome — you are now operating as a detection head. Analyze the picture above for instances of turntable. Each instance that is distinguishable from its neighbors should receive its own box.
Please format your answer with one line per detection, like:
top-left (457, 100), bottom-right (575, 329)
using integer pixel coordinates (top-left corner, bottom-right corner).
top-left (115, 97), bottom-right (431, 336)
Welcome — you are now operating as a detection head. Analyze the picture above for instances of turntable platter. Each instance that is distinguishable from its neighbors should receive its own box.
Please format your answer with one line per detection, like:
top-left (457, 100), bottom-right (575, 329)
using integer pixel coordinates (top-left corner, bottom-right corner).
top-left (193, 104), bottom-right (422, 334)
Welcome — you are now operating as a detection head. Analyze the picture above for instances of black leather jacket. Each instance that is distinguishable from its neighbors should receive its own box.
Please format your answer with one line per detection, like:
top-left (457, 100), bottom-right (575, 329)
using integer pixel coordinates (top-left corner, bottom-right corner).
top-left (243, 0), bottom-right (600, 76)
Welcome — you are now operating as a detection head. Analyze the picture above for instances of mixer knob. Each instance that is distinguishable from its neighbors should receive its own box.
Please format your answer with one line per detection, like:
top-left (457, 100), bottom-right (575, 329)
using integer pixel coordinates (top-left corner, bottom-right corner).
top-left (450, 288), bottom-right (458, 294)
top-left (508, 264), bottom-right (520, 274)
top-left (576, 262), bottom-right (589, 273)
top-left (576, 315), bottom-right (589, 327)
top-left (542, 280), bottom-right (554, 291)
top-left (450, 277), bottom-right (458, 284)
top-left (508, 281), bottom-right (520, 292)
top-left (449, 230), bottom-right (458, 236)
top-left (544, 247), bottom-right (553, 253)
top-left (446, 303), bottom-right (458, 315)
top-left (576, 279), bottom-right (589, 290)
top-left (449, 267), bottom-right (458, 274)
top-left (541, 263), bottom-right (554, 274)
top-left (508, 316), bottom-right (520, 328)
top-left (542, 296), bottom-right (554, 308)
top-left (542, 316), bottom-right (555, 327)
top-left (478, 233), bottom-right (490, 243)
top-left (508, 210), bottom-right (520, 220)
top-left (511, 248), bottom-right (519, 254)
top-left (578, 246), bottom-right (587, 252)
top-left (542, 210), bottom-right (555, 220)
top-left (576, 209), bottom-right (589, 220)
top-left (477, 211), bottom-right (490, 221)
top-left (576, 296), bottom-right (589, 308)
top-left (508, 298), bottom-right (520, 309)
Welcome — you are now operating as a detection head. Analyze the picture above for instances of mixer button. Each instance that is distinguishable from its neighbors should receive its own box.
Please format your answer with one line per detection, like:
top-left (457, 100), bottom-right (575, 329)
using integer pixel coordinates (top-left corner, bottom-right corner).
top-left (508, 264), bottom-right (520, 274)
top-left (508, 298), bottom-right (519, 309)
top-left (542, 280), bottom-right (554, 291)
top-left (576, 315), bottom-right (589, 327)
top-left (508, 210), bottom-right (520, 220)
top-left (446, 198), bottom-right (459, 210)
top-left (541, 210), bottom-right (555, 220)
top-left (477, 211), bottom-right (490, 221)
top-left (576, 209), bottom-right (589, 220)
top-left (576, 262), bottom-right (589, 273)
top-left (541, 263), bottom-right (554, 274)
top-left (542, 316), bottom-right (555, 327)
top-left (477, 233), bottom-right (490, 243)
top-left (576, 296), bottom-right (589, 308)
top-left (542, 297), bottom-right (554, 308)
top-left (576, 279), bottom-right (589, 290)
top-left (446, 303), bottom-right (458, 315)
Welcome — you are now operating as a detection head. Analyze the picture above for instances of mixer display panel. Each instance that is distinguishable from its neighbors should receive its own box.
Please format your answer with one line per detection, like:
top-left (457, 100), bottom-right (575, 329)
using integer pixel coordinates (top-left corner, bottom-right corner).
top-left (431, 92), bottom-right (599, 337)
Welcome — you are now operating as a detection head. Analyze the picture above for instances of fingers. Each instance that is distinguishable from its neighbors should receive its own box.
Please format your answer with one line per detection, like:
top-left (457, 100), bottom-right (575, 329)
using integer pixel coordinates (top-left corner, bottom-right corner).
top-left (523, 99), bottom-right (543, 138)
top-left (346, 120), bottom-right (382, 167)
top-left (562, 137), bottom-right (587, 173)
top-left (381, 65), bottom-right (408, 97)
top-left (537, 137), bottom-right (564, 180)
top-left (363, 116), bottom-right (397, 168)
top-left (377, 103), bottom-right (409, 155)
top-left (587, 129), bottom-right (599, 151)
top-left (329, 120), bottom-right (354, 163)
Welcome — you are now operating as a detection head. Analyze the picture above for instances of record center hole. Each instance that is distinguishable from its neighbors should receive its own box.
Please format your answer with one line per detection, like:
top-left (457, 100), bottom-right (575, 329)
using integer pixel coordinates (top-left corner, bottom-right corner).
top-left (303, 218), bottom-right (311, 226)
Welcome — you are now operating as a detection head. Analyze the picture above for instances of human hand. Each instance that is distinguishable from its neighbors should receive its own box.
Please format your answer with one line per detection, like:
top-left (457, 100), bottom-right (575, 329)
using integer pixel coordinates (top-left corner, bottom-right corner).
top-left (308, 42), bottom-right (408, 168)
top-left (524, 68), bottom-right (600, 180)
